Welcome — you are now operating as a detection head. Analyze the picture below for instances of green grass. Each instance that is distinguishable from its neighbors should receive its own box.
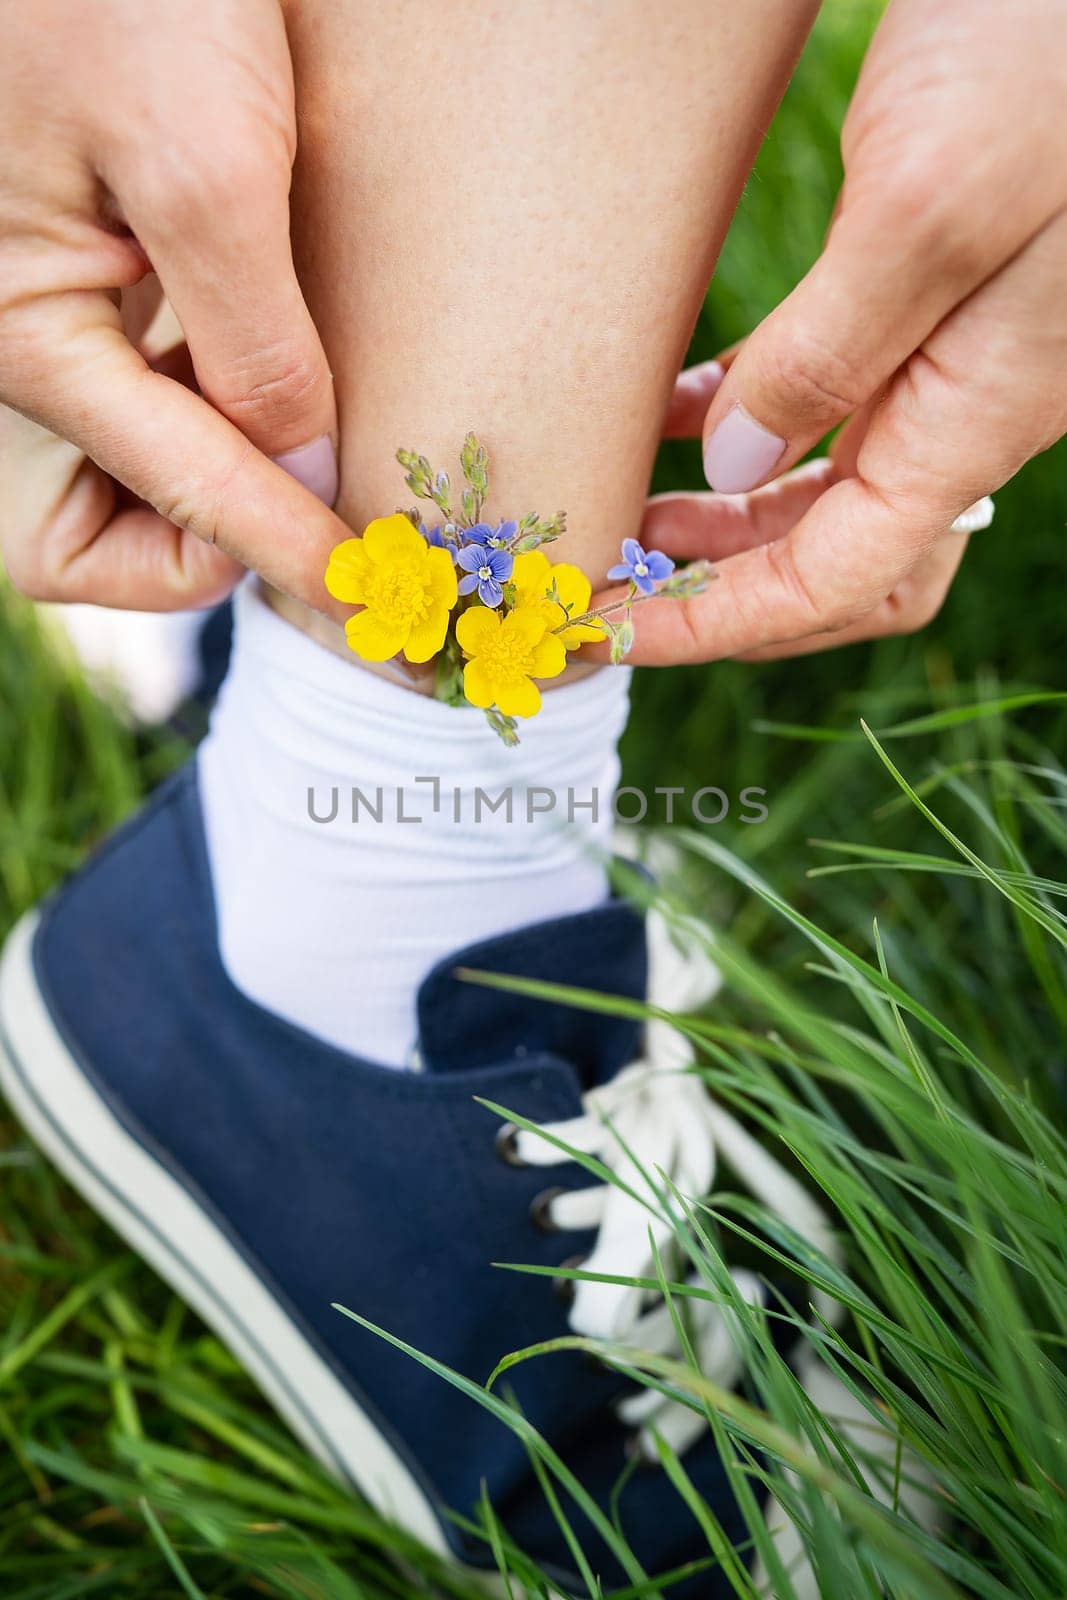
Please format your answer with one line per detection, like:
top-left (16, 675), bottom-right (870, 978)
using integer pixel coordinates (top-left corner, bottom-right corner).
top-left (2, 3), bottom-right (1065, 1594)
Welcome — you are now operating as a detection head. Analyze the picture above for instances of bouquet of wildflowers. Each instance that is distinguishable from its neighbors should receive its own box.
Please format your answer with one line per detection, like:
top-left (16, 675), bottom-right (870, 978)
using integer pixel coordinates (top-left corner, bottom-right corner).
top-left (325, 435), bottom-right (710, 745)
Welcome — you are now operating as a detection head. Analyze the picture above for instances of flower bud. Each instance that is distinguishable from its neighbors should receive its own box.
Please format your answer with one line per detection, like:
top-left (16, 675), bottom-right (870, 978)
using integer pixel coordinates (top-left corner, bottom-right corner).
top-left (610, 617), bottom-right (635, 664)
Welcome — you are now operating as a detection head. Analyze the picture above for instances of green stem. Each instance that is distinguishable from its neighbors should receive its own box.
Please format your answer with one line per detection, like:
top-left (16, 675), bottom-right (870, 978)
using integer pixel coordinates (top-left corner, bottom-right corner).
top-left (554, 583), bottom-right (647, 635)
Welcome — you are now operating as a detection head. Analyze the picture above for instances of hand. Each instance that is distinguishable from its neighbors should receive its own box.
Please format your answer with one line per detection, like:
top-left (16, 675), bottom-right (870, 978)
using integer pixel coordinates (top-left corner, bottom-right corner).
top-left (600, 0), bottom-right (1067, 665)
top-left (0, 0), bottom-right (346, 612)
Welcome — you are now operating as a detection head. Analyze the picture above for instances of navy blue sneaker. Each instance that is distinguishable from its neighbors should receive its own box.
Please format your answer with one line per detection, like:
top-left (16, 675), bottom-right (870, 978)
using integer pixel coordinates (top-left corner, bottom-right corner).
top-left (0, 759), bottom-right (866, 1594)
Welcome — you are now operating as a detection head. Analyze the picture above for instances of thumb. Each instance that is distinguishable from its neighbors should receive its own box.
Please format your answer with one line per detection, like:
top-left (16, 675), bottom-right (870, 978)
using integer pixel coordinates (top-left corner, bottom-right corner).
top-left (700, 197), bottom-right (992, 494)
top-left (122, 148), bottom-right (339, 507)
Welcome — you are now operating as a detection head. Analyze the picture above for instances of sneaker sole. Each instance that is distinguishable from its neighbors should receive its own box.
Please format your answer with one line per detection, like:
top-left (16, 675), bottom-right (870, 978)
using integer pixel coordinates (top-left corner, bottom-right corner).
top-left (0, 907), bottom-right (451, 1557)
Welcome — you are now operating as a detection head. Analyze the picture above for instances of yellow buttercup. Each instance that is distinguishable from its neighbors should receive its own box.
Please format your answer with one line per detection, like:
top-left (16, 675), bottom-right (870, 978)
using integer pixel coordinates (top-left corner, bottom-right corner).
top-left (325, 514), bottom-right (458, 664)
top-left (455, 603), bottom-right (566, 719)
top-left (510, 551), bottom-right (606, 650)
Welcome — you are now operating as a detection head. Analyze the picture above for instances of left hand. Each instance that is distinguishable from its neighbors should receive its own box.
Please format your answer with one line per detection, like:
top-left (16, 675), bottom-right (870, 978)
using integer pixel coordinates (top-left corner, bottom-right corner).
top-left (592, 0), bottom-right (1067, 666)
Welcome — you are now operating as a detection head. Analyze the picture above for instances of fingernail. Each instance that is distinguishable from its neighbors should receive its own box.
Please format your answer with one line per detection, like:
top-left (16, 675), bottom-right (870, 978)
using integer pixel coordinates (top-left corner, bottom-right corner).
top-left (272, 435), bottom-right (339, 507)
top-left (703, 404), bottom-right (786, 493)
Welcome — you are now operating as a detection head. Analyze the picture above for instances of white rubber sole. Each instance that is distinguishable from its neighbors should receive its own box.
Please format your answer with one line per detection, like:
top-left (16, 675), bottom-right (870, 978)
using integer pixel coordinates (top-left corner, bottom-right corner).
top-left (0, 907), bottom-right (449, 1556)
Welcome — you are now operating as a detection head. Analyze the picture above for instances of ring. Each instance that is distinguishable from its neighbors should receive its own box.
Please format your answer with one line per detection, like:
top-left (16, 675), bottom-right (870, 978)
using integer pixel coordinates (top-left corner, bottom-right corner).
top-left (950, 496), bottom-right (995, 535)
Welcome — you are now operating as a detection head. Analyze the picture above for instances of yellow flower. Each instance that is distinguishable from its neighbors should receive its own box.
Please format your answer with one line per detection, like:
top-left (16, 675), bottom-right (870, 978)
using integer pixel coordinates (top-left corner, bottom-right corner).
top-left (455, 602), bottom-right (567, 718)
top-left (325, 514), bottom-right (457, 663)
top-left (510, 550), bottom-right (606, 649)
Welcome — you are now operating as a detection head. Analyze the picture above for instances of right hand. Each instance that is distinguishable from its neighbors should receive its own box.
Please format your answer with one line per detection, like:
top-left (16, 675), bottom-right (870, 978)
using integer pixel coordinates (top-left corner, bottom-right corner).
top-left (0, 0), bottom-right (347, 612)
top-left (595, 0), bottom-right (1067, 667)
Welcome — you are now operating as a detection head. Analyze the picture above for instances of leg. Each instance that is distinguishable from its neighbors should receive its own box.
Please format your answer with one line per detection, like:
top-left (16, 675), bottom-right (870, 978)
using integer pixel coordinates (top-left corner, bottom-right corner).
top-left (198, 0), bottom-right (820, 1066)
top-left (285, 0), bottom-right (817, 591)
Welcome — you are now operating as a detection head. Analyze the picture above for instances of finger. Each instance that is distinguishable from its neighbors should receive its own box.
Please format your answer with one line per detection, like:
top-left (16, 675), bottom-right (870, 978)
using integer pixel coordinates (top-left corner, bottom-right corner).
top-left (118, 137), bottom-right (339, 505)
top-left (662, 345), bottom-right (746, 438)
top-left (120, 276), bottom-right (165, 350)
top-left (0, 402), bottom-right (243, 610)
top-left (662, 359), bottom-right (725, 438)
top-left (599, 469), bottom-right (957, 667)
top-left (585, 469), bottom-right (945, 666)
top-left (699, 186), bottom-right (1018, 494)
top-left (22, 465), bottom-right (246, 611)
top-left (3, 297), bottom-right (352, 613)
top-left (582, 460), bottom-right (838, 659)
top-left (735, 532), bottom-right (969, 660)
top-left (0, 283), bottom-right (173, 519)
top-left (613, 210), bottom-right (1067, 666)
top-left (827, 395), bottom-right (883, 479)
top-left (1, 302), bottom-right (240, 610)
top-left (641, 458), bottom-right (838, 564)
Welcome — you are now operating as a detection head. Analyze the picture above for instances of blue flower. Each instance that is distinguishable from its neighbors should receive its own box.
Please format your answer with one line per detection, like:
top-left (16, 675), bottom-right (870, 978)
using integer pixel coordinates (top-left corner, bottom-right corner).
top-left (465, 520), bottom-right (518, 552)
top-left (607, 537), bottom-right (674, 596)
top-left (456, 542), bottom-right (514, 607)
top-left (419, 521), bottom-right (458, 561)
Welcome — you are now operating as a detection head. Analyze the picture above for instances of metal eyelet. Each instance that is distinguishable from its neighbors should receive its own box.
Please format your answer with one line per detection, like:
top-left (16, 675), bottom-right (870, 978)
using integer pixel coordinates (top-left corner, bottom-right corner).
top-left (494, 1122), bottom-right (526, 1166)
top-left (553, 1252), bottom-right (587, 1305)
top-left (529, 1186), bottom-right (568, 1233)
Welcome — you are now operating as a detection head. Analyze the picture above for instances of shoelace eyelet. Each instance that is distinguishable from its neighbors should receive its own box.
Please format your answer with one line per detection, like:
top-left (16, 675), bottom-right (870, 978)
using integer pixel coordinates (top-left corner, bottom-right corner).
top-left (494, 1122), bottom-right (526, 1167)
top-left (529, 1186), bottom-right (568, 1233)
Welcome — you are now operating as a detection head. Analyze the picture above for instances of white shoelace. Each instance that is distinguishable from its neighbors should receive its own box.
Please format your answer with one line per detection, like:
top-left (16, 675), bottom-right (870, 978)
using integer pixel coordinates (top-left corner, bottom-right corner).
top-left (508, 903), bottom-right (940, 1590)
top-left (510, 908), bottom-right (839, 1460)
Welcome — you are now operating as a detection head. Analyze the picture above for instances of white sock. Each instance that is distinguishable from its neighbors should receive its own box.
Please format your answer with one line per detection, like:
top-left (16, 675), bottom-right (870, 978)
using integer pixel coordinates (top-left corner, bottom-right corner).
top-left (199, 580), bottom-right (632, 1068)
